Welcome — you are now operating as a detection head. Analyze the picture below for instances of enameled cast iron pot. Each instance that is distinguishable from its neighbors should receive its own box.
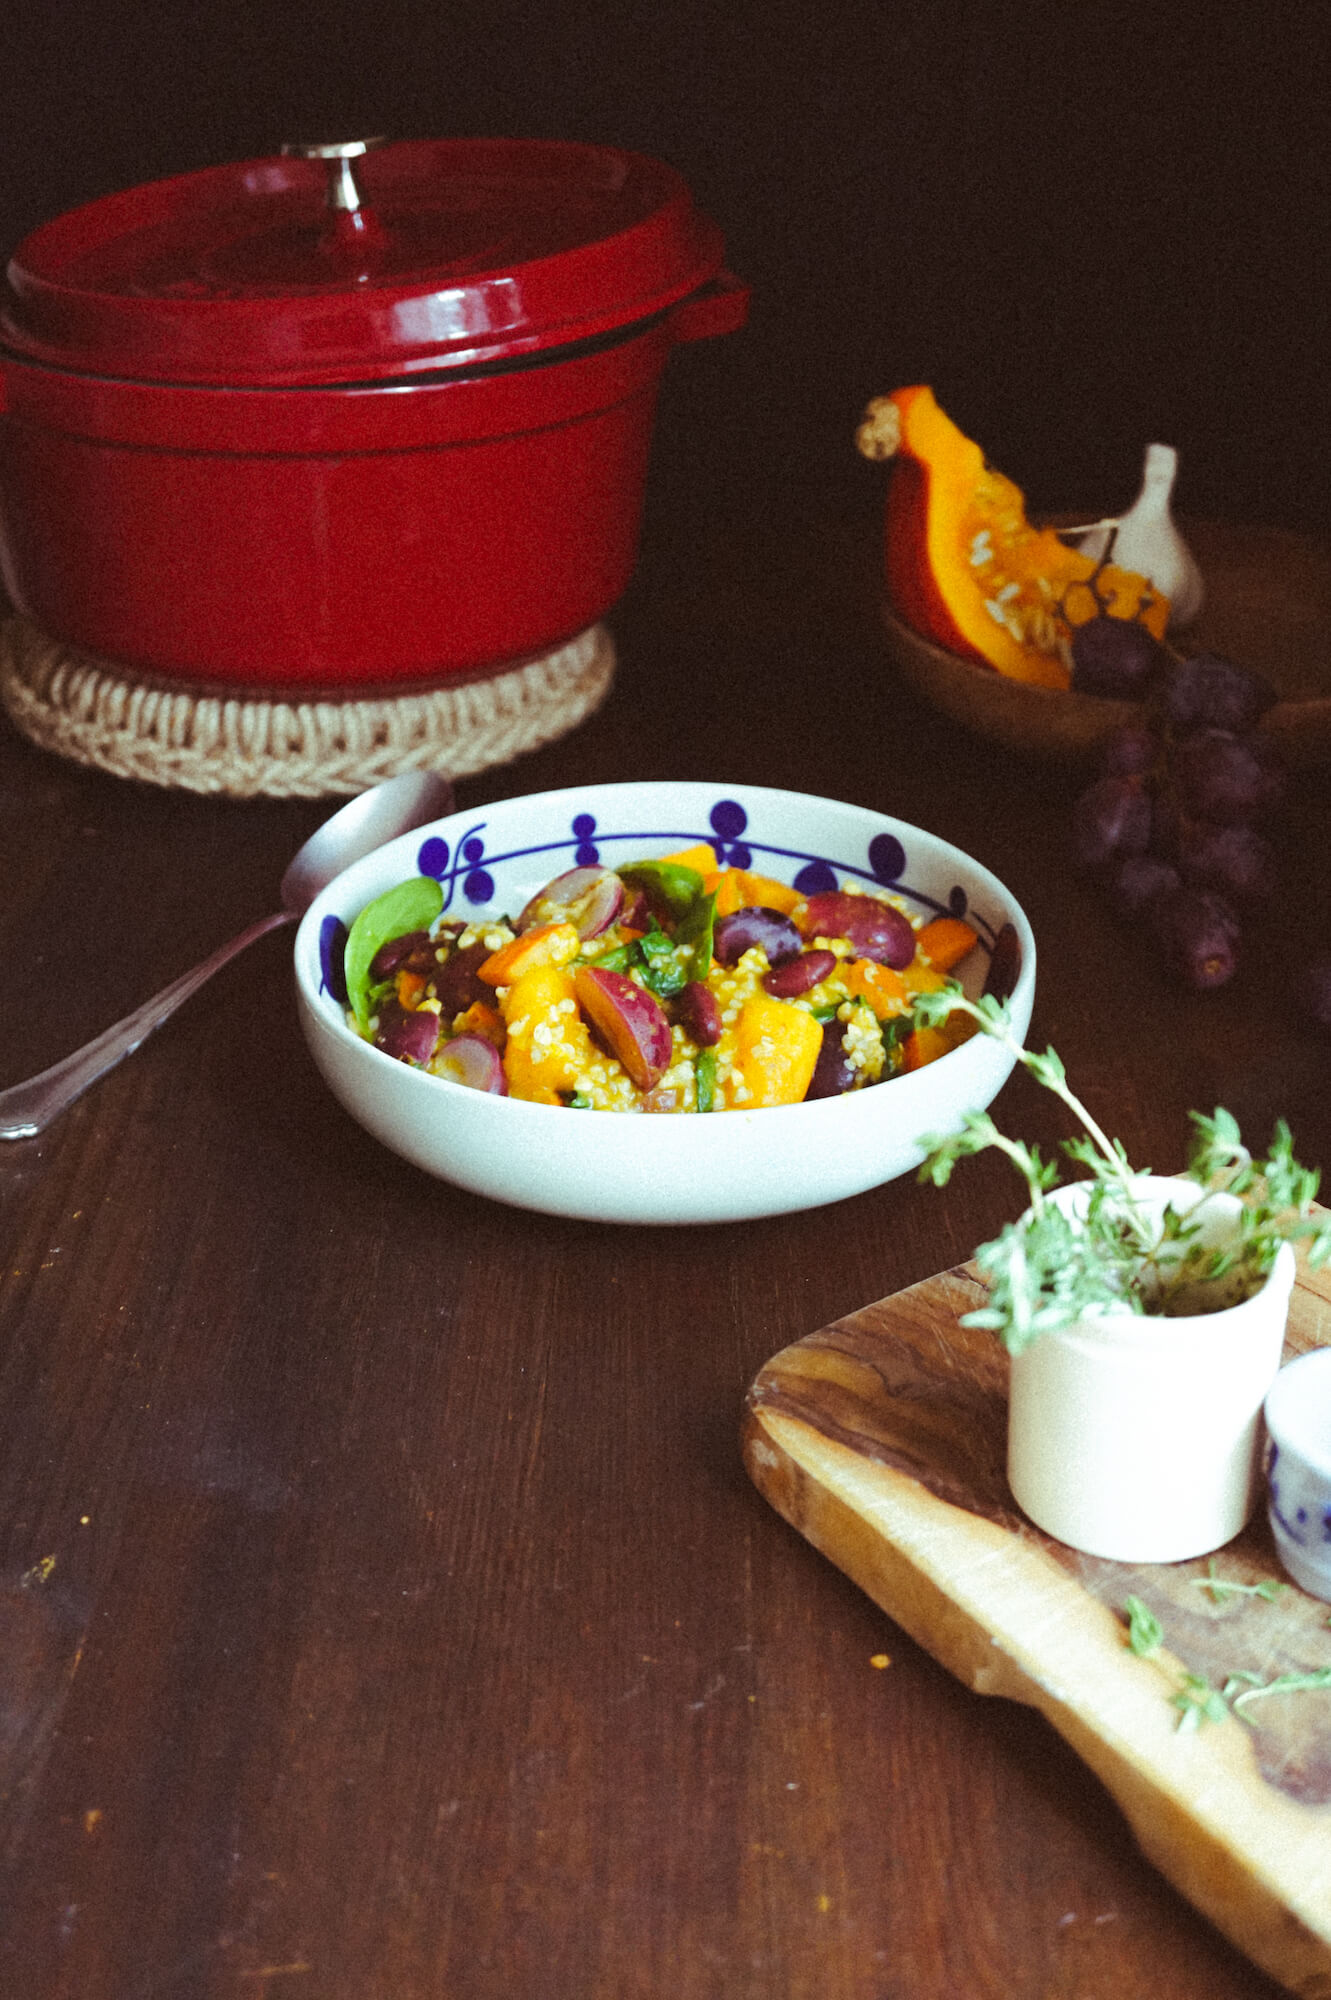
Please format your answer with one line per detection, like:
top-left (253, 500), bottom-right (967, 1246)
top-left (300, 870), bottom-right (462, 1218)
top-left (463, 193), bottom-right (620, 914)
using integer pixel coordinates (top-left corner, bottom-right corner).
top-left (0, 138), bottom-right (748, 687)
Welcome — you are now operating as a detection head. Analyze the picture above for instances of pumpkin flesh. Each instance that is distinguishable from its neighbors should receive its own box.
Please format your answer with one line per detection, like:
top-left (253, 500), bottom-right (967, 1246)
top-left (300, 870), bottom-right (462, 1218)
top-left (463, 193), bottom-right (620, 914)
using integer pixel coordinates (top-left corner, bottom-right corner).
top-left (880, 386), bottom-right (1170, 689)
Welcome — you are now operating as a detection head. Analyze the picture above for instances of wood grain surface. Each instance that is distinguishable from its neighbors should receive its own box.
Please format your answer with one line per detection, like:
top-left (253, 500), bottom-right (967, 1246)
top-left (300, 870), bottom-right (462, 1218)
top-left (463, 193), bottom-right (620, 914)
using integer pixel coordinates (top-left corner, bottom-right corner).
top-left (5, 481), bottom-right (1331, 1998)
top-left (3, 15), bottom-right (1331, 1996)
top-left (743, 1254), bottom-right (1331, 1997)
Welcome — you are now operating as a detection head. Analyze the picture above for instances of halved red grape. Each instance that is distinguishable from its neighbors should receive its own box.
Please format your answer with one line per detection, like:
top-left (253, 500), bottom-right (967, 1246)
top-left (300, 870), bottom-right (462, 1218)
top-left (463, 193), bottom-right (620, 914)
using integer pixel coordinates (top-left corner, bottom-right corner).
top-left (797, 892), bottom-right (914, 970)
top-left (572, 967), bottom-right (673, 1090)
top-left (434, 1033), bottom-right (508, 1093)
top-left (713, 907), bottom-right (803, 967)
top-left (517, 867), bottom-right (625, 939)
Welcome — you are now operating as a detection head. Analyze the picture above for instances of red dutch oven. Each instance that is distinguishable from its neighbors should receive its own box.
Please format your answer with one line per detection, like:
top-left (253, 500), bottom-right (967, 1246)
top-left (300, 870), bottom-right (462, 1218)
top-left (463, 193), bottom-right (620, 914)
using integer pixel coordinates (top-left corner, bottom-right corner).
top-left (0, 137), bottom-right (748, 687)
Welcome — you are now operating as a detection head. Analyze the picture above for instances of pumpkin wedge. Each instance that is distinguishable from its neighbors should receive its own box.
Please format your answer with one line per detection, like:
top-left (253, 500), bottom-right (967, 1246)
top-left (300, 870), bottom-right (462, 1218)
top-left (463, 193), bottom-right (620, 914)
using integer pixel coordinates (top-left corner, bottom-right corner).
top-left (857, 386), bottom-right (1169, 688)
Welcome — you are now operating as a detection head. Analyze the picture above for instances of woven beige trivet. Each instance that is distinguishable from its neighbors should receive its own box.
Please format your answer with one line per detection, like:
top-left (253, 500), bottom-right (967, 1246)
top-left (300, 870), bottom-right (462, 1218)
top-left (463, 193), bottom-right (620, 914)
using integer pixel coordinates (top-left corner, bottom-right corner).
top-left (0, 615), bottom-right (615, 799)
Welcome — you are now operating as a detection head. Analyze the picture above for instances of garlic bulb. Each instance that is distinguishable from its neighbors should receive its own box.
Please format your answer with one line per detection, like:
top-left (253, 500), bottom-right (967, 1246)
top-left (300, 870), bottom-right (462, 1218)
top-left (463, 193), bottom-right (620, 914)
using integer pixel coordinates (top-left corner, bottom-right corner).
top-left (1073, 443), bottom-right (1205, 629)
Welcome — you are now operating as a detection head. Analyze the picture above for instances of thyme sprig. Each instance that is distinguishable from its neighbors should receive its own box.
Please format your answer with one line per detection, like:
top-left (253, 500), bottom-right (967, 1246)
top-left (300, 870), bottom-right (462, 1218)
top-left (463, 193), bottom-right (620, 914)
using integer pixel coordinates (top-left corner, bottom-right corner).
top-left (1120, 1597), bottom-right (1331, 1732)
top-left (914, 989), bottom-right (1331, 1354)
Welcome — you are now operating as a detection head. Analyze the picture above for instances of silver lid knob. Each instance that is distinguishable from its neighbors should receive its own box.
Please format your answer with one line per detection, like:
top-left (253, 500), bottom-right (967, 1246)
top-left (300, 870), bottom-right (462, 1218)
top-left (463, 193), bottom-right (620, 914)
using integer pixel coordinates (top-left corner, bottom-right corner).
top-left (281, 137), bottom-right (387, 214)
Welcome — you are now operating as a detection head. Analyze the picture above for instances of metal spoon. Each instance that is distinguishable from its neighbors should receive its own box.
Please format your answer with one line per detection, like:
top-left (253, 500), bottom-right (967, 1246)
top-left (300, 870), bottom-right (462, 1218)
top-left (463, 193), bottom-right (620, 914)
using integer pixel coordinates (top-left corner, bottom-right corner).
top-left (0, 769), bottom-right (455, 1140)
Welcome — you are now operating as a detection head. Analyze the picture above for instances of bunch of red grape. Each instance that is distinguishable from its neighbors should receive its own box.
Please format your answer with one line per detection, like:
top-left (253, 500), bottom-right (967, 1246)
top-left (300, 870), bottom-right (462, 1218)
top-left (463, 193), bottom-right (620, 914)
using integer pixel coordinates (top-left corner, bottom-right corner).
top-left (1068, 620), bottom-right (1286, 991)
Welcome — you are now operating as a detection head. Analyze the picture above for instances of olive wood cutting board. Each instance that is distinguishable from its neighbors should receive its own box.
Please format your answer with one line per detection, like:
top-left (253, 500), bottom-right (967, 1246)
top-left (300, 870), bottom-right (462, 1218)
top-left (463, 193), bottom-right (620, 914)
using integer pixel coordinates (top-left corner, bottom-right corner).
top-left (742, 1250), bottom-right (1331, 1999)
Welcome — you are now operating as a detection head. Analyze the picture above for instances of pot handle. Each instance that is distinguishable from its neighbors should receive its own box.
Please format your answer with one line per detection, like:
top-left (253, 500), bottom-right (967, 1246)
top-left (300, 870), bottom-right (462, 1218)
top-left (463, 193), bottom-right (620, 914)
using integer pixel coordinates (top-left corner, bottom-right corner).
top-left (668, 271), bottom-right (751, 345)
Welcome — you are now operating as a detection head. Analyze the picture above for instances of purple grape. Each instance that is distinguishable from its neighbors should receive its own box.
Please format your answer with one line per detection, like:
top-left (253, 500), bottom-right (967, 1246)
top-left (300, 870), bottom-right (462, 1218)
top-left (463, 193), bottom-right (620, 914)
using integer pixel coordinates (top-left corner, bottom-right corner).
top-left (1159, 652), bottom-right (1278, 735)
top-left (1147, 788), bottom-right (1187, 862)
top-left (1149, 888), bottom-right (1240, 990)
top-left (1070, 617), bottom-right (1167, 699)
top-left (713, 907), bottom-right (803, 967)
top-left (517, 866), bottom-right (624, 939)
top-left (1302, 953), bottom-right (1331, 1034)
top-left (1070, 775), bottom-right (1151, 872)
top-left (763, 948), bottom-right (837, 998)
top-left (1175, 820), bottom-right (1276, 905)
top-left (675, 980), bottom-right (722, 1046)
top-left (804, 1019), bottom-right (856, 1099)
top-left (374, 1000), bottom-right (443, 1065)
top-left (1168, 730), bottom-right (1279, 824)
top-left (797, 892), bottom-right (915, 970)
top-left (434, 1033), bottom-right (507, 1093)
top-left (1107, 853), bottom-right (1180, 919)
top-left (1099, 722), bottom-right (1157, 778)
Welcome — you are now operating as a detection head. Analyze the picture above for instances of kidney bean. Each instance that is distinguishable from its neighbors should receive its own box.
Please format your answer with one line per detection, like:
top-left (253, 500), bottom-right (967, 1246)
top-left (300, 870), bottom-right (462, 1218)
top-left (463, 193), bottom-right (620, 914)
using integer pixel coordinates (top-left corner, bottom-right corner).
top-left (675, 979), bottom-right (722, 1046)
top-left (368, 928), bottom-right (438, 980)
top-left (429, 940), bottom-right (493, 1014)
top-left (762, 948), bottom-right (837, 998)
top-left (375, 1000), bottom-right (442, 1066)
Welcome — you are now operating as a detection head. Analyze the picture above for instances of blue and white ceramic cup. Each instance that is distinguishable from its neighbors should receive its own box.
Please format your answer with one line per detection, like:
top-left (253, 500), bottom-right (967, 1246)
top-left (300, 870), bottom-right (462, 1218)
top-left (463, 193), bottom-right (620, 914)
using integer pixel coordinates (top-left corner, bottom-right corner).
top-left (1265, 1348), bottom-right (1331, 1600)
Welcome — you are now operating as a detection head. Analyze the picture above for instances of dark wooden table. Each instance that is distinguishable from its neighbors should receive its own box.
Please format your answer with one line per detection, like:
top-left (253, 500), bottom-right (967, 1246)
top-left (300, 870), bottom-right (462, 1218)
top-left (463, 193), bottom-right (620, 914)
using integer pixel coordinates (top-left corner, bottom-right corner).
top-left (3, 443), bottom-right (1330, 1998)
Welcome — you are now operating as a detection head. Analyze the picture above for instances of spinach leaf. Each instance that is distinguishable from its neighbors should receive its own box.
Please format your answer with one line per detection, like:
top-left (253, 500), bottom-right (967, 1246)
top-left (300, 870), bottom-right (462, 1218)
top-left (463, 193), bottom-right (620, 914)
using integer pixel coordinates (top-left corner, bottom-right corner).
top-left (675, 889), bottom-right (718, 983)
top-left (344, 877), bottom-right (444, 1031)
top-left (619, 859), bottom-right (706, 922)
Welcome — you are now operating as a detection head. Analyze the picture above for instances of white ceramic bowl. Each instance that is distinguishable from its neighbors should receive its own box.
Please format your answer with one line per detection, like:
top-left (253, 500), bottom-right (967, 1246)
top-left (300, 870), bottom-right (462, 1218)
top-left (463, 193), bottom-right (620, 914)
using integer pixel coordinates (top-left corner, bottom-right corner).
top-left (1265, 1349), bottom-right (1331, 1600)
top-left (293, 781), bottom-right (1037, 1224)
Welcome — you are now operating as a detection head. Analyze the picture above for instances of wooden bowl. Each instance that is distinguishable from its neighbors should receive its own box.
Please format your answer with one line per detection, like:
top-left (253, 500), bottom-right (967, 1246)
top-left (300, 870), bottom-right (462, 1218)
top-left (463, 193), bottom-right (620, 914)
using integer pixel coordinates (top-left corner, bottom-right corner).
top-left (880, 519), bottom-right (1331, 768)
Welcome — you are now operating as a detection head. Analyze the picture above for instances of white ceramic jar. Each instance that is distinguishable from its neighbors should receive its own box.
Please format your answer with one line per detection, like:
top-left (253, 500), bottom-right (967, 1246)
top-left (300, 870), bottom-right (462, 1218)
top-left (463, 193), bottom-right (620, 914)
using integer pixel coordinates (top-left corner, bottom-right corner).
top-left (1006, 1176), bottom-right (1296, 1563)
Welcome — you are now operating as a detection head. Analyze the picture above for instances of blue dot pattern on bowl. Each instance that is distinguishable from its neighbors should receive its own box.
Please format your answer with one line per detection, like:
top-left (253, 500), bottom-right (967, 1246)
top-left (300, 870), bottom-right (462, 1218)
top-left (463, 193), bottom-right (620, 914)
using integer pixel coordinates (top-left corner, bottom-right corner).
top-left (319, 916), bottom-right (349, 1002)
top-left (1269, 1449), bottom-right (1331, 1549)
top-left (324, 794), bottom-right (1003, 994)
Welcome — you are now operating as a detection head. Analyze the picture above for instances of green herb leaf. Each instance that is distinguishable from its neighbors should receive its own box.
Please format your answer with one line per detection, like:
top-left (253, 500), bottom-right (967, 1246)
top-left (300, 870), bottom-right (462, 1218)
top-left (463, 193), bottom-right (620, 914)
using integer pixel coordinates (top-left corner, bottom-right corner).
top-left (1190, 1560), bottom-right (1286, 1605)
top-left (696, 1048), bottom-right (718, 1114)
top-left (619, 859), bottom-right (706, 922)
top-left (344, 877), bottom-right (444, 1032)
top-left (1225, 1667), bottom-right (1331, 1716)
top-left (912, 991), bottom-right (1331, 1352)
top-left (1124, 1596), bottom-right (1164, 1658)
top-left (675, 889), bottom-right (718, 983)
top-left (1171, 1673), bottom-right (1230, 1733)
top-left (635, 923), bottom-right (688, 999)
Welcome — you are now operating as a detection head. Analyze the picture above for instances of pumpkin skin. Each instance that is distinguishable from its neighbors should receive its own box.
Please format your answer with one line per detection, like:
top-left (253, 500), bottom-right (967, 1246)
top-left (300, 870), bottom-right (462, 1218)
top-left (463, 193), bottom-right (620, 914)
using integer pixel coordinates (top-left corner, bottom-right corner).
top-left (867, 386), bottom-right (1170, 689)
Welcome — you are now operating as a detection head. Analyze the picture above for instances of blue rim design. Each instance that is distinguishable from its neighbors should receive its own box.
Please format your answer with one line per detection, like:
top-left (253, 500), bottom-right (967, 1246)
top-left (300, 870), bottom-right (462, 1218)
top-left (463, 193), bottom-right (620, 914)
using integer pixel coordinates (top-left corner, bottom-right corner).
top-left (317, 796), bottom-right (1011, 997)
top-left (397, 808), bottom-right (999, 948)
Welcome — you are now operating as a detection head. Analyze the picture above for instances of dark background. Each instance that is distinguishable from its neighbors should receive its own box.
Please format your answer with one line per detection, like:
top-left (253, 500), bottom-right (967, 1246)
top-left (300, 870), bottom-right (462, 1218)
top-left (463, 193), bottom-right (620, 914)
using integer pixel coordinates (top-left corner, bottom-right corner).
top-left (3, 0), bottom-right (1329, 561)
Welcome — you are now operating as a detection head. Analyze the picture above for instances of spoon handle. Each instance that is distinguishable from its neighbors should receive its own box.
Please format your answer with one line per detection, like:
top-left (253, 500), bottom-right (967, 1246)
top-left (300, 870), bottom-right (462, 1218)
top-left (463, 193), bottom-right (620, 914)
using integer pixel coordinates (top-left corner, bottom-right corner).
top-left (0, 909), bottom-right (295, 1140)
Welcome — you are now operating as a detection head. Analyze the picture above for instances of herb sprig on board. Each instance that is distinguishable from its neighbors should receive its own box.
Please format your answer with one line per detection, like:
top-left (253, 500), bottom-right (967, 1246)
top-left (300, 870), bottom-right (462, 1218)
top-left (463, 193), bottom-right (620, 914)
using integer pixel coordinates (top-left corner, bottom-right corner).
top-left (1121, 1592), bottom-right (1331, 1732)
top-left (913, 990), bottom-right (1331, 1354)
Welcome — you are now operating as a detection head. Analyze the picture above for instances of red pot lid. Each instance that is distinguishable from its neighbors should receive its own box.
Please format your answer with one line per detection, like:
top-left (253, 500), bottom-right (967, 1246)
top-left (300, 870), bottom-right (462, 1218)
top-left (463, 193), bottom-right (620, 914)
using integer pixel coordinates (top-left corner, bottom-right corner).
top-left (0, 137), bottom-right (728, 386)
